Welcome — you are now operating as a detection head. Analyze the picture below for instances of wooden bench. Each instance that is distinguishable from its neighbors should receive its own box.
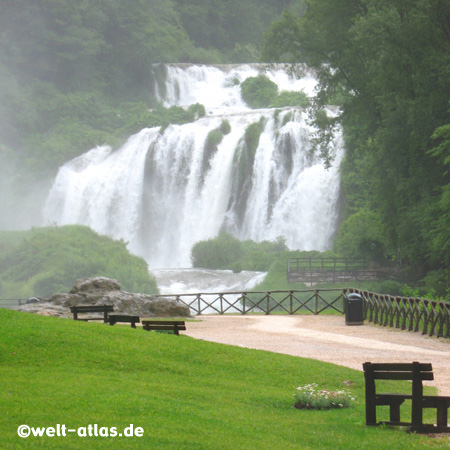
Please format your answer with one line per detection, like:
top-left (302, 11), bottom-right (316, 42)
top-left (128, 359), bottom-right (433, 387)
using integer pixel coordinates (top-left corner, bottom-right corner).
top-left (70, 305), bottom-right (114, 323)
top-left (141, 320), bottom-right (186, 335)
top-left (109, 314), bottom-right (140, 328)
top-left (363, 362), bottom-right (450, 433)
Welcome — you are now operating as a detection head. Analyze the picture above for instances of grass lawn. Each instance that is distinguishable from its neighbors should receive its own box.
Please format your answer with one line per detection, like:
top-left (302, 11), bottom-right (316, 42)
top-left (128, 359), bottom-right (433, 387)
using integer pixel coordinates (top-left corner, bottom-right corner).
top-left (0, 309), bottom-right (449, 449)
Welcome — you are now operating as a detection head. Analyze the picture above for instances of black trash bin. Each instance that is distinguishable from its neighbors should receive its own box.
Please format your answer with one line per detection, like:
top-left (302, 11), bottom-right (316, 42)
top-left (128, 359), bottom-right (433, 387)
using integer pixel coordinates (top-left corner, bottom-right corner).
top-left (345, 293), bottom-right (364, 325)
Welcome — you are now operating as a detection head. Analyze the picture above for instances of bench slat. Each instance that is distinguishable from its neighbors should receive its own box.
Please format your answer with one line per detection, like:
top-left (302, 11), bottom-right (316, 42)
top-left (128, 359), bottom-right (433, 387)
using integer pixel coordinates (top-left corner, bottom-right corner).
top-left (70, 306), bottom-right (114, 312)
top-left (70, 305), bottom-right (114, 323)
top-left (141, 320), bottom-right (185, 325)
top-left (141, 320), bottom-right (186, 335)
top-left (143, 325), bottom-right (186, 331)
top-left (371, 372), bottom-right (434, 381)
top-left (368, 363), bottom-right (432, 372)
top-left (109, 315), bottom-right (140, 328)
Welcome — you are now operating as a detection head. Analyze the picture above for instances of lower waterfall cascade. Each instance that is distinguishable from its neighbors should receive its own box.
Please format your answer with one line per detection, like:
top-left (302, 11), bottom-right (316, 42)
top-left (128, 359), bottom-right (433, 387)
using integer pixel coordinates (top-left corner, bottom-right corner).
top-left (43, 64), bottom-right (344, 268)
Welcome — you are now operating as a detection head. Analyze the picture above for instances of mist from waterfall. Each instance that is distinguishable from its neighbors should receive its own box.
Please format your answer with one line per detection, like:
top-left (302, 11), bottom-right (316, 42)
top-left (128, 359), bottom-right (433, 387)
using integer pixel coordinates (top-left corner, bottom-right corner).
top-left (43, 64), bottom-right (343, 268)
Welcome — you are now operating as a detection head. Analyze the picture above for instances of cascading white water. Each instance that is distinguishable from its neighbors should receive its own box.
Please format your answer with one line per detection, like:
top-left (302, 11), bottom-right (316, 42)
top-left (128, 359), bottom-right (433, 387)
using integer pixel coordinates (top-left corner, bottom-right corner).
top-left (43, 64), bottom-right (343, 268)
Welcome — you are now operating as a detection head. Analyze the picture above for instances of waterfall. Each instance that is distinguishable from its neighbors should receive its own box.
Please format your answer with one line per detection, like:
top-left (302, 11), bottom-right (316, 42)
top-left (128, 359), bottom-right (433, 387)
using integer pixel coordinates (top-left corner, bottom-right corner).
top-left (43, 64), bottom-right (343, 268)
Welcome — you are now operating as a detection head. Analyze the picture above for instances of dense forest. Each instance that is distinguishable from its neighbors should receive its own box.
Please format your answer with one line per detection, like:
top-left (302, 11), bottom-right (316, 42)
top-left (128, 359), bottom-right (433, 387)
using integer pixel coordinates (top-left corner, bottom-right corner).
top-left (1, 0), bottom-right (450, 297)
top-left (262, 0), bottom-right (450, 297)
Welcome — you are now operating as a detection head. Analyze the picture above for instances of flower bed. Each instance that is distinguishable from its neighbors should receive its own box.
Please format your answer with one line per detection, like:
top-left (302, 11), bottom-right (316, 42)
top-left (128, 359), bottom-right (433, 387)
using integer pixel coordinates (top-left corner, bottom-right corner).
top-left (293, 383), bottom-right (355, 410)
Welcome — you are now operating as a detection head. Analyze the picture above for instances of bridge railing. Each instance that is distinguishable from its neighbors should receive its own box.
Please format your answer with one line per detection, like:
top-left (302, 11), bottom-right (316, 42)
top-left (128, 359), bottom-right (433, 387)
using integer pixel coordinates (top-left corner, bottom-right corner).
top-left (156, 289), bottom-right (346, 315)
top-left (347, 288), bottom-right (450, 339)
top-left (286, 257), bottom-right (382, 283)
top-left (288, 257), bottom-right (367, 271)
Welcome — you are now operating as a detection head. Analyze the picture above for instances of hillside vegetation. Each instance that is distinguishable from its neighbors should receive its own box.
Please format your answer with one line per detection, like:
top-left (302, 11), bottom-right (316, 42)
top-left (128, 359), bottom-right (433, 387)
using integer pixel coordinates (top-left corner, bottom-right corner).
top-left (0, 225), bottom-right (158, 299)
top-left (1, 308), bottom-right (448, 449)
top-left (262, 1), bottom-right (450, 296)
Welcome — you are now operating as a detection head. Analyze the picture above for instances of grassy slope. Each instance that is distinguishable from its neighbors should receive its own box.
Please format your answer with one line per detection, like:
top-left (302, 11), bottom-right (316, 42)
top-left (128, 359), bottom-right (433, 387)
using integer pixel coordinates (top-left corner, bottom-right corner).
top-left (0, 309), bottom-right (448, 449)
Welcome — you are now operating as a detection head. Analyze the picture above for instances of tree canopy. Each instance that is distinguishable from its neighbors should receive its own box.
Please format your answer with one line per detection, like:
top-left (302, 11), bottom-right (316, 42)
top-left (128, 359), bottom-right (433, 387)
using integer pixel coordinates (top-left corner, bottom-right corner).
top-left (263, 0), bottom-right (450, 293)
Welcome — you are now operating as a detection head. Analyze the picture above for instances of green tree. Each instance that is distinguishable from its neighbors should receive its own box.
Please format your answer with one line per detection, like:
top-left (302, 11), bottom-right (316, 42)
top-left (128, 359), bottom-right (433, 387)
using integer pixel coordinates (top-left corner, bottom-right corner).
top-left (241, 75), bottom-right (279, 109)
top-left (335, 211), bottom-right (386, 264)
top-left (262, 1), bottom-right (450, 283)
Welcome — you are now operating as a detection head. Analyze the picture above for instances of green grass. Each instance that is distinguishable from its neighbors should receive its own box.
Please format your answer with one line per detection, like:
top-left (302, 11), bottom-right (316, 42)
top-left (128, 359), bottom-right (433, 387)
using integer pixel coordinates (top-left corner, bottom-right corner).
top-left (0, 309), bottom-right (449, 449)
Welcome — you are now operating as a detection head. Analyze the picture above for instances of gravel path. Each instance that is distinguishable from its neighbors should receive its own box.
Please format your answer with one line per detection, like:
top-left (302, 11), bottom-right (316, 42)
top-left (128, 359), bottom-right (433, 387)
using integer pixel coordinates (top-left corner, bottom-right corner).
top-left (184, 315), bottom-right (450, 395)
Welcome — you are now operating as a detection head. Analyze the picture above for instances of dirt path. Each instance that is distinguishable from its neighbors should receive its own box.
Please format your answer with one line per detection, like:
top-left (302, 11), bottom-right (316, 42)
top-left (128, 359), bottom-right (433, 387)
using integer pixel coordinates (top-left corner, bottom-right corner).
top-left (184, 315), bottom-right (450, 395)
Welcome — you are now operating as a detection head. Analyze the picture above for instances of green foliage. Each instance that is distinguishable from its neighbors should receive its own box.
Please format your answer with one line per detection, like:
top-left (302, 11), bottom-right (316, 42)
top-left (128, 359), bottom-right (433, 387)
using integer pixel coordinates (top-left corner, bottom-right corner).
top-left (334, 211), bottom-right (386, 263)
top-left (188, 102), bottom-right (206, 120)
top-left (191, 232), bottom-right (244, 269)
top-left (240, 75), bottom-right (279, 109)
top-left (173, 0), bottom-right (292, 56)
top-left (191, 232), bottom-right (288, 272)
top-left (244, 117), bottom-right (267, 157)
top-left (220, 119), bottom-right (232, 135)
top-left (271, 90), bottom-right (309, 108)
top-left (203, 129), bottom-right (224, 171)
top-left (0, 225), bottom-right (158, 298)
top-left (206, 129), bottom-right (224, 150)
top-left (238, 237), bottom-right (289, 272)
top-left (262, 2), bottom-right (450, 287)
top-left (419, 270), bottom-right (450, 300)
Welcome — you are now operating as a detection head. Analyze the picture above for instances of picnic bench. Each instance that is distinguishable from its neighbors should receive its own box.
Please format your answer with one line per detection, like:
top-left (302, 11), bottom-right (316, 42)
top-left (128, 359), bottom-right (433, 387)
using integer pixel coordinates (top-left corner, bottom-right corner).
top-left (70, 305), bottom-right (114, 323)
top-left (108, 314), bottom-right (140, 328)
top-left (363, 362), bottom-right (450, 433)
top-left (141, 320), bottom-right (186, 336)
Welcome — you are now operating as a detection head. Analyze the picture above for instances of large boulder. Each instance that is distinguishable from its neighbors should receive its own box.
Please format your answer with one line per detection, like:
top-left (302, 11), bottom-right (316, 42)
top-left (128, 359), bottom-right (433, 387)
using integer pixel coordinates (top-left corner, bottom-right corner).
top-left (70, 277), bottom-right (121, 293)
top-left (16, 277), bottom-right (191, 318)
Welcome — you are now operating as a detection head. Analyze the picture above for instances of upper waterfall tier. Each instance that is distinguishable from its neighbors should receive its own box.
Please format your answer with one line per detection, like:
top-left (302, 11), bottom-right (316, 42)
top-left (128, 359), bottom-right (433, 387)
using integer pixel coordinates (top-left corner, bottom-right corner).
top-left (155, 63), bottom-right (318, 111)
top-left (43, 64), bottom-right (343, 268)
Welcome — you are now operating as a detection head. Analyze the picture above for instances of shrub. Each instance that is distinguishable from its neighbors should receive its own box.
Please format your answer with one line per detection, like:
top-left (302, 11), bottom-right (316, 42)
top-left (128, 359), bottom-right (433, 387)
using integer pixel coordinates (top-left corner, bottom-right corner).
top-left (188, 103), bottom-right (206, 120)
top-left (206, 129), bottom-right (224, 149)
top-left (219, 119), bottom-right (231, 135)
top-left (0, 226), bottom-right (159, 298)
top-left (203, 129), bottom-right (224, 169)
top-left (240, 75), bottom-right (278, 109)
top-left (335, 210), bottom-right (386, 263)
top-left (271, 90), bottom-right (309, 108)
top-left (191, 232), bottom-right (244, 269)
top-left (244, 117), bottom-right (266, 157)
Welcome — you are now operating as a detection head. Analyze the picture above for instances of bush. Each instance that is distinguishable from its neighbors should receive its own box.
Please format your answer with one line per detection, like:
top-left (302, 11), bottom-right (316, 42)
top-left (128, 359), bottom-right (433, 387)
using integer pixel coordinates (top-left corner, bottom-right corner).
top-left (271, 90), bottom-right (309, 108)
top-left (203, 129), bottom-right (224, 170)
top-left (0, 226), bottom-right (159, 298)
top-left (187, 103), bottom-right (206, 120)
top-left (244, 117), bottom-right (266, 157)
top-left (206, 129), bottom-right (224, 149)
top-left (240, 75), bottom-right (278, 109)
top-left (191, 234), bottom-right (288, 273)
top-left (335, 210), bottom-right (386, 263)
top-left (220, 119), bottom-right (231, 135)
top-left (191, 232), bottom-right (243, 269)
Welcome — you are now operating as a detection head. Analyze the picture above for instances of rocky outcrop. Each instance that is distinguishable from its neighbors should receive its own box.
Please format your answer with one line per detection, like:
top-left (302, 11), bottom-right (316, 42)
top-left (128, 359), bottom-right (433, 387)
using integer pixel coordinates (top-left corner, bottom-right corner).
top-left (15, 277), bottom-right (191, 318)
